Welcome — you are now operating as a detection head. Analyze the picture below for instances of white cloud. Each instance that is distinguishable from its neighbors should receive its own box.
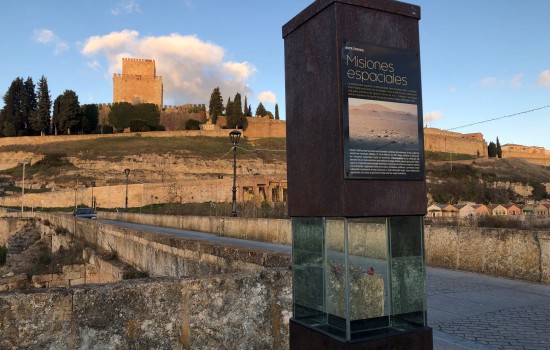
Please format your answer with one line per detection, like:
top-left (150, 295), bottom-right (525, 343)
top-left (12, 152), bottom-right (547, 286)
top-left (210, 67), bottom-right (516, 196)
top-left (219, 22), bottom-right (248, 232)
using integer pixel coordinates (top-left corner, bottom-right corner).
top-left (81, 30), bottom-right (256, 105)
top-left (424, 111), bottom-right (444, 122)
top-left (86, 60), bottom-right (102, 71)
top-left (509, 74), bottom-right (524, 89)
top-left (479, 76), bottom-right (497, 87)
top-left (538, 70), bottom-right (550, 88)
top-left (449, 87), bottom-right (457, 94)
top-left (258, 91), bottom-right (277, 104)
top-left (33, 29), bottom-right (68, 54)
top-left (111, 0), bottom-right (141, 16)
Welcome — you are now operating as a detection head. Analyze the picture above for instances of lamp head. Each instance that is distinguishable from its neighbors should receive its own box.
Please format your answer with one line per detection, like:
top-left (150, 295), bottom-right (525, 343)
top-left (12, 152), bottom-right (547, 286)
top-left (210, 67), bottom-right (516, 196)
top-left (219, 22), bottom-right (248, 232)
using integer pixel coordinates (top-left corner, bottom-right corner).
top-left (229, 130), bottom-right (242, 144)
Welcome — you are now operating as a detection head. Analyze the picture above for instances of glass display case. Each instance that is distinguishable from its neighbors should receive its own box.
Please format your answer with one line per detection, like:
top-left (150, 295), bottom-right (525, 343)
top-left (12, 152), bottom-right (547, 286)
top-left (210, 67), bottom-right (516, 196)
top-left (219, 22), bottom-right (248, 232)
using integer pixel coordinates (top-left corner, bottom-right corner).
top-left (292, 216), bottom-right (426, 341)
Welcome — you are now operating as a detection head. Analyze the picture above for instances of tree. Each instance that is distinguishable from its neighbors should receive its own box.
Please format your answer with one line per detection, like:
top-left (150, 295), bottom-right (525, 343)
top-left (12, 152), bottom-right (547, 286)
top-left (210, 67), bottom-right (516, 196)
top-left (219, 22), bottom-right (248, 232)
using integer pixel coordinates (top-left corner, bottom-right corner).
top-left (243, 96), bottom-right (249, 116)
top-left (81, 104), bottom-right (99, 134)
top-left (109, 102), bottom-right (160, 132)
top-left (496, 137), bottom-right (502, 159)
top-left (488, 141), bottom-right (497, 158)
top-left (208, 87), bottom-right (224, 124)
top-left (21, 77), bottom-right (37, 135)
top-left (31, 75), bottom-right (51, 136)
top-left (226, 93), bottom-right (245, 129)
top-left (255, 102), bottom-right (267, 117)
top-left (52, 90), bottom-right (81, 134)
top-left (0, 77), bottom-right (25, 136)
top-left (275, 103), bottom-right (280, 120)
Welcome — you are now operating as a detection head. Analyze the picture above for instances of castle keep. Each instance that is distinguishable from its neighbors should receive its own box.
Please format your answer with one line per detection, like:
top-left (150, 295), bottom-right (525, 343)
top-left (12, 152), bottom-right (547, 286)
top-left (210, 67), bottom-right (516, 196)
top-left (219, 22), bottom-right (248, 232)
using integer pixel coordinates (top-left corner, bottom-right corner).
top-left (113, 58), bottom-right (163, 106)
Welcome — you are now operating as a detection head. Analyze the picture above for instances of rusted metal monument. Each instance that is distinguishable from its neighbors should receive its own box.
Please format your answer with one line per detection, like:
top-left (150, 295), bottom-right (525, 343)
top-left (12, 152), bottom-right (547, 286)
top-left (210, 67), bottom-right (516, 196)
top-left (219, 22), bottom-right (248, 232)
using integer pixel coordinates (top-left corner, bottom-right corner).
top-left (283, 0), bottom-right (433, 348)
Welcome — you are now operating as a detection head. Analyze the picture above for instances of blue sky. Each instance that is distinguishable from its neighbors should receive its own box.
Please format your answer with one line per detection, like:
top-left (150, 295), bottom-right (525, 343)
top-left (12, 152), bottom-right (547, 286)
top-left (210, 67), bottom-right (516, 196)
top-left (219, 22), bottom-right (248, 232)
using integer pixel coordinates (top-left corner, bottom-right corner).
top-left (1, 0), bottom-right (549, 149)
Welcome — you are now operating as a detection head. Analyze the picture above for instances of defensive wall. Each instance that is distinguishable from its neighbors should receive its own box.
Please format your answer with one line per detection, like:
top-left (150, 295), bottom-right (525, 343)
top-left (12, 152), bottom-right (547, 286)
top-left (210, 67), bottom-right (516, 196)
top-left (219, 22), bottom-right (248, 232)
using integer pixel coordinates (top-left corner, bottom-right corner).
top-left (424, 127), bottom-right (488, 157)
top-left (501, 144), bottom-right (550, 166)
top-left (216, 116), bottom-right (287, 138)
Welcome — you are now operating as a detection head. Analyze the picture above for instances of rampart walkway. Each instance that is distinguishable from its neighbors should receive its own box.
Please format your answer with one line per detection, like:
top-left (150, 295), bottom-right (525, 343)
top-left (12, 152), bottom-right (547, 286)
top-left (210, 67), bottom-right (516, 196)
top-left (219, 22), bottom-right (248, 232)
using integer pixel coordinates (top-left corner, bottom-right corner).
top-left (106, 219), bottom-right (550, 350)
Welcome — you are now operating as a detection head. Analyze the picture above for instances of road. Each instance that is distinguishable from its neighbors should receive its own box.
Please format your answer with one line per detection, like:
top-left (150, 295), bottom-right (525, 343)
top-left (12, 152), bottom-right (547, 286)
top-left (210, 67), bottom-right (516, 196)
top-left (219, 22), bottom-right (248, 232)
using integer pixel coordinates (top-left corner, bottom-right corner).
top-left (103, 219), bottom-right (550, 349)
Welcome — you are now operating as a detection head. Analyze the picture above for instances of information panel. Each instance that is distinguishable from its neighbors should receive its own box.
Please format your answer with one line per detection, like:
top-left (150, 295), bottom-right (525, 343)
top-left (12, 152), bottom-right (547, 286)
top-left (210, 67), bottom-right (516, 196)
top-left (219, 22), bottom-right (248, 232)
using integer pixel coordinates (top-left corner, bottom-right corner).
top-left (343, 40), bottom-right (424, 180)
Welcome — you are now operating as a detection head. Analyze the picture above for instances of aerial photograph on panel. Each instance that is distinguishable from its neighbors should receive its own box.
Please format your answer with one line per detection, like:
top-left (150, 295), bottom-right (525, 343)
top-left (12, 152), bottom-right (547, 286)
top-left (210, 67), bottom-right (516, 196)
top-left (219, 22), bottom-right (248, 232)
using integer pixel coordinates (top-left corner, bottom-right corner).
top-left (348, 98), bottom-right (419, 151)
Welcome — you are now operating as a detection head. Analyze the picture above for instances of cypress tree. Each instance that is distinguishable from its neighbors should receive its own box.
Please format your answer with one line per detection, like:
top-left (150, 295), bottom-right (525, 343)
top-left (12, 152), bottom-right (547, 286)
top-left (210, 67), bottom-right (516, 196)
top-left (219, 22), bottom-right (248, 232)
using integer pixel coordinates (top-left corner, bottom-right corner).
top-left (496, 137), bottom-right (502, 159)
top-left (32, 75), bottom-right (51, 135)
top-left (21, 77), bottom-right (36, 135)
top-left (56, 90), bottom-right (81, 134)
top-left (208, 87), bottom-right (224, 124)
top-left (488, 142), bottom-right (497, 158)
top-left (275, 103), bottom-right (280, 120)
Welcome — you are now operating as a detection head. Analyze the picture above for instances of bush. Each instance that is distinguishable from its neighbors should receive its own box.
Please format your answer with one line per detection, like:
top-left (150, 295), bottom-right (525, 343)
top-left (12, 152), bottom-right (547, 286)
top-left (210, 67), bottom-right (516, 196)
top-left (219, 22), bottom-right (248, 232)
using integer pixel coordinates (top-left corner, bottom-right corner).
top-left (129, 119), bottom-right (151, 132)
top-left (102, 124), bottom-right (114, 134)
top-left (185, 119), bottom-right (201, 130)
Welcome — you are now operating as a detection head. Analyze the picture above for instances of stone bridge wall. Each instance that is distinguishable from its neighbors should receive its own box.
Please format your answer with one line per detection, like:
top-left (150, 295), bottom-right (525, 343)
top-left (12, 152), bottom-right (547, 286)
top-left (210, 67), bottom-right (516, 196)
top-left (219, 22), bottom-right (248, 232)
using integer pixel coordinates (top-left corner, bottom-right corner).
top-left (0, 212), bottom-right (291, 349)
top-left (0, 271), bottom-right (291, 350)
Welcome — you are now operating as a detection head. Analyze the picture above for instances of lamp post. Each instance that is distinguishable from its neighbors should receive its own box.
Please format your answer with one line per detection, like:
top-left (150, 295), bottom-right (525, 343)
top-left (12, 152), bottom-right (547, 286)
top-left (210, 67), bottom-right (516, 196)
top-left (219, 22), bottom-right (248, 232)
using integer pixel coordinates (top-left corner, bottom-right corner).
top-left (91, 180), bottom-right (96, 209)
top-left (124, 168), bottom-right (131, 211)
top-left (229, 130), bottom-right (241, 217)
top-left (21, 159), bottom-right (30, 213)
top-left (74, 188), bottom-right (77, 210)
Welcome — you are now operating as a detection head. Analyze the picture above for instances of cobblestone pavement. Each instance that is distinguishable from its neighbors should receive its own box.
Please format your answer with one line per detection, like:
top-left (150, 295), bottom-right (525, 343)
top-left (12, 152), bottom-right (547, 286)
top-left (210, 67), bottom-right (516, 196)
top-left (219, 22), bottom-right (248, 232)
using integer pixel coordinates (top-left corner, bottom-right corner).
top-left (427, 267), bottom-right (550, 349)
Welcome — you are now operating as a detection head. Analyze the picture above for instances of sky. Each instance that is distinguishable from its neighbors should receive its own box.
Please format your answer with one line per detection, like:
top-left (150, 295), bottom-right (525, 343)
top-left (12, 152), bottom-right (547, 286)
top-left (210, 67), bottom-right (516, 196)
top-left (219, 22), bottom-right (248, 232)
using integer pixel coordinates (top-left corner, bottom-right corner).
top-left (0, 0), bottom-right (549, 149)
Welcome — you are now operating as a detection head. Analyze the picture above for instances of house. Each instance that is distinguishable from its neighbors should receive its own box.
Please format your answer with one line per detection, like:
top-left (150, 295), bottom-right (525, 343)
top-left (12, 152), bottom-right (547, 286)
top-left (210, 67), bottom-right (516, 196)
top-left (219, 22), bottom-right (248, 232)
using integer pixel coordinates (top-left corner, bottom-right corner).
top-left (457, 204), bottom-right (477, 217)
top-left (487, 204), bottom-right (507, 216)
top-left (473, 204), bottom-right (489, 216)
top-left (533, 204), bottom-right (548, 217)
top-left (427, 204), bottom-right (442, 217)
top-left (439, 204), bottom-right (459, 217)
top-left (521, 204), bottom-right (535, 215)
top-left (503, 203), bottom-right (521, 216)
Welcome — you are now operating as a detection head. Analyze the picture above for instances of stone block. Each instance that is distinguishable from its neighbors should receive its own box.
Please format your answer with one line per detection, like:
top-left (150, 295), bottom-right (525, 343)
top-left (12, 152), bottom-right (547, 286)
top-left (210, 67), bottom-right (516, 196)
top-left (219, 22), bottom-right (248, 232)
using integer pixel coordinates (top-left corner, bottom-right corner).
top-left (69, 278), bottom-right (86, 286)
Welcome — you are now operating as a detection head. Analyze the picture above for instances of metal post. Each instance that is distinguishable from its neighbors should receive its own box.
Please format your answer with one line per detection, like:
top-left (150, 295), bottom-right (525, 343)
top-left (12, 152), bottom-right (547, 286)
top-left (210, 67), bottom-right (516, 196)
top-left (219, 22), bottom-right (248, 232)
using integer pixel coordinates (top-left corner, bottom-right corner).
top-left (74, 188), bottom-right (77, 210)
top-left (91, 180), bottom-right (96, 209)
top-left (124, 168), bottom-right (130, 211)
top-left (21, 162), bottom-right (26, 213)
top-left (231, 144), bottom-right (237, 217)
top-left (229, 130), bottom-right (241, 217)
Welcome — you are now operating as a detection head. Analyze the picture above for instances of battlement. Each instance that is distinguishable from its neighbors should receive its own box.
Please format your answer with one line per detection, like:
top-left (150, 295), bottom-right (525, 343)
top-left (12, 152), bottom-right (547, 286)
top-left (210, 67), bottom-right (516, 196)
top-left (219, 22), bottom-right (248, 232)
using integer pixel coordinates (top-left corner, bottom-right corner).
top-left (424, 127), bottom-right (488, 157)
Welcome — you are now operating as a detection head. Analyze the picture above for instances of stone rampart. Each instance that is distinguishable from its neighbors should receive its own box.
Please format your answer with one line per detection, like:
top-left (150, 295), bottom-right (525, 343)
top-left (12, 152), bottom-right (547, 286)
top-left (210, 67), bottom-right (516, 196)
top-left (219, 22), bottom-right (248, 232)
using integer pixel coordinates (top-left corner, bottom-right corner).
top-left (501, 144), bottom-right (550, 166)
top-left (216, 116), bottom-right (286, 138)
top-left (424, 127), bottom-right (488, 157)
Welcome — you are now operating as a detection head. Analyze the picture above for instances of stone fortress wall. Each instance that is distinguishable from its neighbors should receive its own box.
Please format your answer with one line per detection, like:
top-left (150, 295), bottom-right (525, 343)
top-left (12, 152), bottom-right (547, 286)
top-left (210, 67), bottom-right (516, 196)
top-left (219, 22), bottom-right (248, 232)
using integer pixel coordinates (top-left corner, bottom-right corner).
top-left (501, 144), bottom-right (550, 166)
top-left (423, 127), bottom-right (488, 157)
top-left (113, 58), bottom-right (163, 106)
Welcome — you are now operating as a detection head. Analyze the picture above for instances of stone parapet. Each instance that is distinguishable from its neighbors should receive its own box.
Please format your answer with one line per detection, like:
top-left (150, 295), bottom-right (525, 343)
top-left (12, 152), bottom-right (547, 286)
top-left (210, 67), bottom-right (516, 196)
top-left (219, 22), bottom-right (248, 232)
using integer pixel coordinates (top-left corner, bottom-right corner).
top-left (0, 270), bottom-right (291, 349)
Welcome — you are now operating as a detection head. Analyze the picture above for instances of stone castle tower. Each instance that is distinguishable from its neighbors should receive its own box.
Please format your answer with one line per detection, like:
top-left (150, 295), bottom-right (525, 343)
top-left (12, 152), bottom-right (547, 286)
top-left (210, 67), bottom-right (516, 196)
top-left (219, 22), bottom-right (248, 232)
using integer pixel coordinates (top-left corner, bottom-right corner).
top-left (113, 58), bottom-right (163, 106)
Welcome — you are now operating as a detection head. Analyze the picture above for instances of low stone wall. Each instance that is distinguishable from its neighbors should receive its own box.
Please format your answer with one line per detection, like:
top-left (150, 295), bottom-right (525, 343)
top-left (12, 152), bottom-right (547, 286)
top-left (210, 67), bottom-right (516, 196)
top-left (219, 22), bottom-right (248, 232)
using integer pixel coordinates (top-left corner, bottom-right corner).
top-left (101, 211), bottom-right (292, 245)
top-left (34, 213), bottom-right (290, 278)
top-left (0, 270), bottom-right (291, 350)
top-left (425, 225), bottom-right (550, 284)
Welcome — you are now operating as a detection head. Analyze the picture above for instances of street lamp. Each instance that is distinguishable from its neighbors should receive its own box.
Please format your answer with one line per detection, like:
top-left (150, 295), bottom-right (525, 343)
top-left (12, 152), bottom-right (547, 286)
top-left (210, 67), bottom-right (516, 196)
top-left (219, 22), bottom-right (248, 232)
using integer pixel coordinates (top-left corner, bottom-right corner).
top-left (20, 159), bottom-right (30, 213)
top-left (91, 180), bottom-right (96, 209)
top-left (74, 188), bottom-right (77, 210)
top-left (229, 130), bottom-right (241, 217)
top-left (124, 168), bottom-right (131, 211)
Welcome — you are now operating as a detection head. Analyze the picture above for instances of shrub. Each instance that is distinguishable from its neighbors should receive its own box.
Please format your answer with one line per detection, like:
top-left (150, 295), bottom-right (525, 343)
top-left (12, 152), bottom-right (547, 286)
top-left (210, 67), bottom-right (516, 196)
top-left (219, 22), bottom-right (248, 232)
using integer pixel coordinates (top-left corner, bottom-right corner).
top-left (185, 119), bottom-right (201, 130)
top-left (102, 124), bottom-right (114, 134)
